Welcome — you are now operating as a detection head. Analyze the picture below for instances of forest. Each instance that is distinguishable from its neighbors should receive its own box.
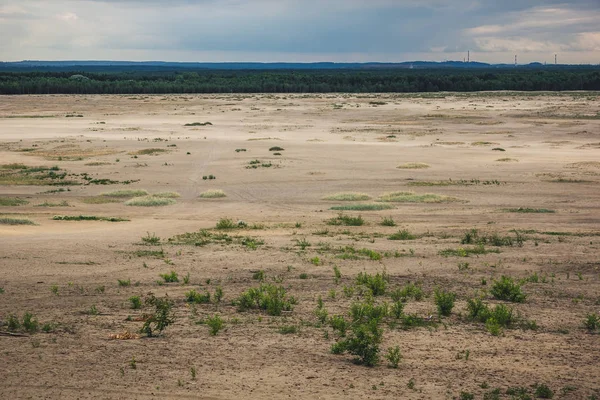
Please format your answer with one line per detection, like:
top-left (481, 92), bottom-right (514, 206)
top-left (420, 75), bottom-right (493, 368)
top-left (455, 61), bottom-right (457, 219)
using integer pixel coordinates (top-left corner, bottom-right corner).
top-left (1, 68), bottom-right (599, 94)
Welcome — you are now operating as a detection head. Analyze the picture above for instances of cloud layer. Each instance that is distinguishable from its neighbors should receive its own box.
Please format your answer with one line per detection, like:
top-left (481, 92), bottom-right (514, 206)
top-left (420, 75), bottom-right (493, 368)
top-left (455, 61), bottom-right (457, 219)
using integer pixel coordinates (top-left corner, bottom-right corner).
top-left (1, 0), bottom-right (598, 63)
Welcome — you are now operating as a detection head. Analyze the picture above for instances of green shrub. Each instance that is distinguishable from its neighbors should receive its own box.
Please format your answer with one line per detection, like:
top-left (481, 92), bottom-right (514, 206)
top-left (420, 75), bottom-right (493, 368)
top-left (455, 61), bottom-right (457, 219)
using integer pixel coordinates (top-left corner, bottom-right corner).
top-left (356, 272), bottom-right (388, 296)
top-left (326, 214), bottom-right (365, 226)
top-left (434, 288), bottom-right (456, 317)
top-left (118, 279), bottom-right (131, 287)
top-left (388, 229), bottom-right (416, 240)
top-left (390, 283), bottom-right (424, 302)
top-left (160, 271), bottom-right (179, 283)
top-left (22, 312), bottom-right (39, 333)
top-left (386, 346), bottom-right (402, 368)
top-left (186, 290), bottom-right (211, 304)
top-left (350, 300), bottom-right (388, 323)
top-left (141, 232), bottom-right (161, 245)
top-left (329, 315), bottom-right (349, 337)
top-left (534, 383), bottom-right (554, 399)
top-left (129, 295), bottom-right (142, 309)
top-left (381, 217), bottom-right (396, 226)
top-left (278, 325), bottom-right (298, 334)
top-left (332, 319), bottom-right (383, 366)
top-left (391, 301), bottom-right (404, 319)
top-left (206, 314), bottom-right (224, 336)
top-left (236, 284), bottom-right (295, 316)
top-left (583, 313), bottom-right (600, 331)
top-left (141, 294), bottom-right (175, 337)
top-left (490, 276), bottom-right (526, 303)
top-left (216, 218), bottom-right (237, 230)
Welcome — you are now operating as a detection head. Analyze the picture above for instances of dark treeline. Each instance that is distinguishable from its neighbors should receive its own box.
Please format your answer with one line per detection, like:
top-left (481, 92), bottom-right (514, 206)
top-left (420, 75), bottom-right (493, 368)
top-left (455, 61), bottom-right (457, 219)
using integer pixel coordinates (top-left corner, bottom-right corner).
top-left (1, 69), bottom-right (600, 94)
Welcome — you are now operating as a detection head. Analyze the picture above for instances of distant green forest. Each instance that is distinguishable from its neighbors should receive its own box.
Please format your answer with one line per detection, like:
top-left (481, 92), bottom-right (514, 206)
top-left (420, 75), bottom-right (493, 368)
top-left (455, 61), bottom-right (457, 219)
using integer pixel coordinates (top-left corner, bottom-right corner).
top-left (1, 69), bottom-right (599, 94)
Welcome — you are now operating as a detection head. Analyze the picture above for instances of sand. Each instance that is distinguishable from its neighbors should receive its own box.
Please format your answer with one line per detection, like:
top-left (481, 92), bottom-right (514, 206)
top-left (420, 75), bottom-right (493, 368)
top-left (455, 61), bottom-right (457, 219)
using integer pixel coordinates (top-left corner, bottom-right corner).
top-left (0, 92), bottom-right (599, 399)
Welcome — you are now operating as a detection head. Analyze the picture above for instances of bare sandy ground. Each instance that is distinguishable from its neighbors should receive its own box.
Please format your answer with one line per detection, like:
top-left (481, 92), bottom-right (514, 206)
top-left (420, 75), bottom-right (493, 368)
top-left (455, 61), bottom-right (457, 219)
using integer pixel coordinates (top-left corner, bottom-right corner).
top-left (0, 93), bottom-right (599, 399)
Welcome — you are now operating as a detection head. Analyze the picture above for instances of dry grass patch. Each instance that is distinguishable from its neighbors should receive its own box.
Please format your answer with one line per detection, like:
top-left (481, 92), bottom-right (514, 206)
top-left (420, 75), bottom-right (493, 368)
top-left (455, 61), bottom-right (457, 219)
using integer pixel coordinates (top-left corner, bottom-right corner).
top-left (496, 158), bottom-right (519, 162)
top-left (101, 189), bottom-right (149, 198)
top-left (323, 192), bottom-right (371, 201)
top-left (0, 197), bottom-right (29, 206)
top-left (378, 191), bottom-right (458, 203)
top-left (199, 190), bottom-right (227, 199)
top-left (128, 148), bottom-right (168, 156)
top-left (85, 162), bottom-right (112, 166)
top-left (23, 145), bottom-right (119, 160)
top-left (125, 195), bottom-right (176, 207)
top-left (82, 197), bottom-right (121, 204)
top-left (566, 161), bottom-right (600, 169)
top-left (397, 162), bottom-right (430, 169)
top-left (0, 217), bottom-right (35, 225)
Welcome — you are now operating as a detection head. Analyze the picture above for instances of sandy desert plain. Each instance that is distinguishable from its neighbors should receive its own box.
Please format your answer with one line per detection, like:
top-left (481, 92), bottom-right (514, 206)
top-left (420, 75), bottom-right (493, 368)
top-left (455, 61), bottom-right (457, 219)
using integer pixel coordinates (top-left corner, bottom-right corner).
top-left (0, 92), bottom-right (599, 399)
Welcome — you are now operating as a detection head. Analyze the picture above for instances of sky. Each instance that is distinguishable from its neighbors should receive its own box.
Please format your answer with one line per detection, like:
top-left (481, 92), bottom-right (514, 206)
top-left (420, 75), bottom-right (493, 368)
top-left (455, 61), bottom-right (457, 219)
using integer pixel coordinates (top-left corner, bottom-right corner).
top-left (1, 0), bottom-right (599, 64)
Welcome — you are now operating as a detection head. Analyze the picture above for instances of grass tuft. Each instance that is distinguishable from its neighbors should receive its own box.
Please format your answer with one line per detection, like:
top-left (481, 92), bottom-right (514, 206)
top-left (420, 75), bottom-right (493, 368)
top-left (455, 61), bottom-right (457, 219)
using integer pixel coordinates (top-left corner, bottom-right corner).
top-left (330, 203), bottom-right (393, 211)
top-left (0, 217), bottom-right (35, 225)
top-left (378, 191), bottom-right (457, 203)
top-left (397, 162), bottom-right (430, 169)
top-left (200, 189), bottom-right (227, 199)
top-left (125, 196), bottom-right (176, 207)
top-left (101, 189), bottom-right (149, 198)
top-left (0, 197), bottom-right (29, 206)
top-left (323, 192), bottom-right (371, 201)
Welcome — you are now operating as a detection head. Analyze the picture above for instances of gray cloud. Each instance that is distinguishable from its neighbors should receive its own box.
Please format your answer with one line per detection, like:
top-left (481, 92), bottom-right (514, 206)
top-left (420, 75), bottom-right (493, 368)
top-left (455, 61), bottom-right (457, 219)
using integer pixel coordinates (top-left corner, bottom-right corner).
top-left (0, 0), bottom-right (598, 63)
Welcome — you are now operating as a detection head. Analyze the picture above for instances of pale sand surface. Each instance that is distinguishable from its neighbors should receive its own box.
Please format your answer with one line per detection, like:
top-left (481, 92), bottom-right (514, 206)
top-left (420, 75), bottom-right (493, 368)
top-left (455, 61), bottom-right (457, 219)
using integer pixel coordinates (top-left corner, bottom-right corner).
top-left (0, 93), bottom-right (599, 399)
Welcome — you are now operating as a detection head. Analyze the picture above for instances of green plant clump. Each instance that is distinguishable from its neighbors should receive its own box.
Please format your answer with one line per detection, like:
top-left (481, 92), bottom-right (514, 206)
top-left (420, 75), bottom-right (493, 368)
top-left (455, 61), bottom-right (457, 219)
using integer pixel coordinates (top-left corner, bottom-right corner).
top-left (490, 276), bottom-right (526, 303)
top-left (236, 284), bottom-right (295, 316)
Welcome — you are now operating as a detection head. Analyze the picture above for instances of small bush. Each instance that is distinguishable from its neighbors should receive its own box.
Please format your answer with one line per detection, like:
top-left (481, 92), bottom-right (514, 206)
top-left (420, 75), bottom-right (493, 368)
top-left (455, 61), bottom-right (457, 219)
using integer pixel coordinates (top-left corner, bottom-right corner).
top-left (236, 284), bottom-right (295, 316)
top-left (269, 146), bottom-right (284, 151)
top-left (185, 122), bottom-right (212, 126)
top-left (129, 296), bottom-right (142, 309)
top-left (216, 218), bottom-right (237, 230)
top-left (583, 313), bottom-right (600, 331)
top-left (22, 312), bottom-right (39, 333)
top-left (388, 229), bottom-right (416, 240)
top-left (356, 272), bottom-right (388, 296)
top-left (326, 214), bottom-right (365, 226)
top-left (186, 290), bottom-right (211, 304)
top-left (206, 314), bottom-right (224, 336)
top-left (278, 325), bottom-right (298, 334)
top-left (160, 271), bottom-right (179, 283)
top-left (434, 288), bottom-right (456, 317)
top-left (386, 346), bottom-right (402, 368)
top-left (381, 217), bottom-right (396, 226)
top-left (141, 294), bottom-right (175, 337)
top-left (490, 276), bottom-right (526, 303)
top-left (118, 279), bottom-right (131, 287)
top-left (534, 383), bottom-right (554, 399)
top-left (142, 232), bottom-right (160, 245)
top-left (332, 319), bottom-right (383, 366)
top-left (390, 283), bottom-right (424, 302)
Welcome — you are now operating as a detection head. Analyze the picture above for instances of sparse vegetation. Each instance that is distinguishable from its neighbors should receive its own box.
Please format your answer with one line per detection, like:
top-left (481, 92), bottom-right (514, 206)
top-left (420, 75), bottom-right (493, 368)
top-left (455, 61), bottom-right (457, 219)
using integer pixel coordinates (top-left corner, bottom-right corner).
top-left (326, 214), bottom-right (365, 226)
top-left (125, 195), bottom-right (176, 206)
top-left (330, 204), bottom-right (393, 211)
top-left (0, 197), bottom-right (29, 206)
top-left (378, 191), bottom-right (457, 203)
top-left (200, 189), bottom-right (226, 198)
top-left (0, 217), bottom-right (35, 225)
top-left (323, 192), bottom-right (371, 201)
top-left (52, 215), bottom-right (129, 222)
top-left (397, 162), bottom-right (430, 169)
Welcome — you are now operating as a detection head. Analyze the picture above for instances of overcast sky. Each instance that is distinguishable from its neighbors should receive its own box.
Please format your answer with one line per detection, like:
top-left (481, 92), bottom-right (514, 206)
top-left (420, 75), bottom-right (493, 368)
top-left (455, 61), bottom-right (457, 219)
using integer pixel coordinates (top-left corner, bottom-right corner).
top-left (1, 0), bottom-right (599, 64)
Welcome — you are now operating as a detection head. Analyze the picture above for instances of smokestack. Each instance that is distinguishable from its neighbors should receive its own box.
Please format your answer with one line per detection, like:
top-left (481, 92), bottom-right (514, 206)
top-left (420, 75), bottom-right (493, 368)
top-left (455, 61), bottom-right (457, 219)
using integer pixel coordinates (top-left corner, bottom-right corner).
top-left (467, 51), bottom-right (470, 63)
top-left (515, 55), bottom-right (517, 66)
top-left (555, 54), bottom-right (557, 65)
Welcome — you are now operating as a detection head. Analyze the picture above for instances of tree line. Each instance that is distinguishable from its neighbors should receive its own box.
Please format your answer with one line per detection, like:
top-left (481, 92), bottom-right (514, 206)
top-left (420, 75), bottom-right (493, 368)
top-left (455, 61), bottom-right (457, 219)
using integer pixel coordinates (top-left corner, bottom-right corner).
top-left (0, 69), bottom-right (599, 94)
